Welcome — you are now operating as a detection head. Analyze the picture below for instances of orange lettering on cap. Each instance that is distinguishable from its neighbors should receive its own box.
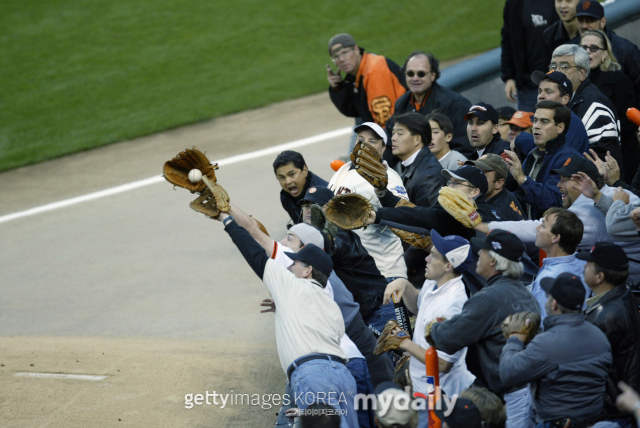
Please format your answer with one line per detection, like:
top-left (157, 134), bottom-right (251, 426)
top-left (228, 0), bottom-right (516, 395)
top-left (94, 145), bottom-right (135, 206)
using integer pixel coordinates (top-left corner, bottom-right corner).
top-left (583, 1), bottom-right (591, 9)
top-left (563, 158), bottom-right (571, 167)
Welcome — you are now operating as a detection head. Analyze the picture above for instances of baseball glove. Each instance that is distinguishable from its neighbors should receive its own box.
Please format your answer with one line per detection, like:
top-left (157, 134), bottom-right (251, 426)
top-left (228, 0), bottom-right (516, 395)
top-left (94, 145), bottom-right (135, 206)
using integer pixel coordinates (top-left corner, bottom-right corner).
top-left (325, 193), bottom-right (373, 230)
top-left (310, 204), bottom-right (337, 242)
top-left (189, 176), bottom-right (230, 218)
top-left (438, 187), bottom-right (482, 228)
top-left (388, 199), bottom-right (433, 249)
top-left (424, 317), bottom-right (446, 349)
top-left (252, 217), bottom-right (269, 237)
top-left (163, 147), bottom-right (219, 194)
top-left (394, 352), bottom-right (412, 388)
top-left (350, 141), bottom-right (388, 190)
top-left (374, 326), bottom-right (411, 355)
top-left (501, 312), bottom-right (541, 344)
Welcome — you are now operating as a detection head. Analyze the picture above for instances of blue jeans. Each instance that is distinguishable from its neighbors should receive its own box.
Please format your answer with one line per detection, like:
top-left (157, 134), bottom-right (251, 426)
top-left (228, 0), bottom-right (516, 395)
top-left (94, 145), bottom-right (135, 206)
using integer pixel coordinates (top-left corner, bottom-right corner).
top-left (289, 355), bottom-right (358, 428)
top-left (505, 386), bottom-right (535, 428)
top-left (347, 357), bottom-right (374, 428)
top-left (516, 87), bottom-right (538, 113)
top-left (364, 276), bottom-right (402, 333)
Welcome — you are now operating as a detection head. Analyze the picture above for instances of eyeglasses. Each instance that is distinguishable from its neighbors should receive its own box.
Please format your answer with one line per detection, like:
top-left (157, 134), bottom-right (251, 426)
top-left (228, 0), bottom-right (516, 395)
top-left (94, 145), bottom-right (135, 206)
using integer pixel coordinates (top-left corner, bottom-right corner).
top-left (406, 70), bottom-right (432, 78)
top-left (548, 63), bottom-right (579, 72)
top-left (447, 179), bottom-right (476, 189)
top-left (331, 48), bottom-right (353, 62)
top-left (581, 44), bottom-right (605, 53)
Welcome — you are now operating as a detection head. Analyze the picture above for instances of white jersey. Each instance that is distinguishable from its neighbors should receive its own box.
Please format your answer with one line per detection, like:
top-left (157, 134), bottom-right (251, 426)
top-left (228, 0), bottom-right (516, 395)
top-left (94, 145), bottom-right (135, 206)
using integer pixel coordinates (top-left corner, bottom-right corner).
top-left (271, 242), bottom-right (363, 360)
top-left (411, 276), bottom-right (475, 397)
top-left (328, 162), bottom-right (408, 279)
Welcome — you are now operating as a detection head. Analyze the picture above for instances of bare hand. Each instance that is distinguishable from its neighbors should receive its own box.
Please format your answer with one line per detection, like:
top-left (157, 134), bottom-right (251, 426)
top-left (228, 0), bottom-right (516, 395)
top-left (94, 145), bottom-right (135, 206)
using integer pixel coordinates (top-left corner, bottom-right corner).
top-left (583, 149), bottom-right (608, 181)
top-left (612, 187), bottom-right (630, 205)
top-left (326, 64), bottom-right (342, 88)
top-left (570, 172), bottom-right (600, 201)
top-left (383, 278), bottom-right (409, 305)
top-left (260, 298), bottom-right (276, 313)
top-left (505, 79), bottom-right (517, 103)
top-left (616, 381), bottom-right (640, 414)
top-left (604, 153), bottom-right (620, 185)
top-left (366, 210), bottom-right (376, 225)
top-left (503, 149), bottom-right (525, 183)
top-left (217, 212), bottom-right (229, 222)
top-left (630, 207), bottom-right (640, 229)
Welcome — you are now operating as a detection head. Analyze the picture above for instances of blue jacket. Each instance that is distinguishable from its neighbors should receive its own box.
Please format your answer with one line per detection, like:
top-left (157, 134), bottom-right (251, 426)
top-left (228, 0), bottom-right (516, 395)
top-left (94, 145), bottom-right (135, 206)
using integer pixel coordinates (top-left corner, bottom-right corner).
top-left (500, 314), bottom-right (612, 423)
top-left (513, 133), bottom-right (582, 220)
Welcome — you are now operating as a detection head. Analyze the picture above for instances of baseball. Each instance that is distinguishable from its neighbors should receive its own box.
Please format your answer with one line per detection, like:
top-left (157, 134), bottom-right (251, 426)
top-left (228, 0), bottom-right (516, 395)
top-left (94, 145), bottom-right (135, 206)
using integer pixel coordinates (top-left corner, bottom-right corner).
top-left (188, 169), bottom-right (203, 183)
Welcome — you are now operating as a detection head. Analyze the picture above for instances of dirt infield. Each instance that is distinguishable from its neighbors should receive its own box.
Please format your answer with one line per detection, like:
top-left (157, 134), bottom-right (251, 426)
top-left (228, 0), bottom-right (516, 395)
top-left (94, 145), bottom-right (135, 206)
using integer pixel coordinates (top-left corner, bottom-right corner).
top-left (0, 91), bottom-right (354, 427)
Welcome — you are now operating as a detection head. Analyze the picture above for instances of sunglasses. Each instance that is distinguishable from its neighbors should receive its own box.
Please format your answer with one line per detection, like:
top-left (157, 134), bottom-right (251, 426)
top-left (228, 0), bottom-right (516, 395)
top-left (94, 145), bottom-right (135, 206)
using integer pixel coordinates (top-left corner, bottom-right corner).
top-left (581, 44), bottom-right (605, 53)
top-left (405, 70), bottom-right (431, 78)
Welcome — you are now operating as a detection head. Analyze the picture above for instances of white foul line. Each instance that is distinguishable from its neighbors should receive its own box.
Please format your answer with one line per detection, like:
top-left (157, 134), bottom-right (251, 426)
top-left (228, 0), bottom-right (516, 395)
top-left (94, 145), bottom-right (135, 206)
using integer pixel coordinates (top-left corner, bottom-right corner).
top-left (15, 372), bottom-right (108, 381)
top-left (0, 126), bottom-right (352, 224)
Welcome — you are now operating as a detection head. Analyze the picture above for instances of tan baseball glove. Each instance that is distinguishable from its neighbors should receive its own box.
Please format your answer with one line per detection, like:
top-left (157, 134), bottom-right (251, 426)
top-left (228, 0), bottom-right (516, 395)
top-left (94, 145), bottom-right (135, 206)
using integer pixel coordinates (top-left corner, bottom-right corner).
top-left (163, 147), bottom-right (219, 194)
top-left (394, 352), bottom-right (412, 388)
top-left (424, 317), bottom-right (446, 349)
top-left (350, 141), bottom-right (388, 190)
top-left (501, 312), bottom-right (541, 344)
top-left (438, 187), bottom-right (482, 228)
top-left (325, 193), bottom-right (373, 230)
top-left (189, 176), bottom-right (230, 218)
top-left (389, 199), bottom-right (433, 249)
top-left (374, 323), bottom-right (411, 355)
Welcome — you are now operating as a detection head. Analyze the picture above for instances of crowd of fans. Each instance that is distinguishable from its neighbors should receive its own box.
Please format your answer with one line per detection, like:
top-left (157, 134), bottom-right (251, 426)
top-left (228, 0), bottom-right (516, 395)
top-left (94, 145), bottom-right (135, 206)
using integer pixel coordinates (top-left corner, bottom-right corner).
top-left (214, 1), bottom-right (640, 427)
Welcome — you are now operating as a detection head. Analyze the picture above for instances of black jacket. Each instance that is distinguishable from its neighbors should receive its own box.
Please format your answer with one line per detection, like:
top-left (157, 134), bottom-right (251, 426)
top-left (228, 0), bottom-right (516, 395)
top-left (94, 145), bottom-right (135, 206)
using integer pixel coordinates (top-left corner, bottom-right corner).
top-left (330, 230), bottom-right (388, 319)
top-left (399, 147), bottom-right (446, 207)
top-left (430, 274), bottom-right (541, 396)
top-left (279, 171), bottom-right (328, 224)
top-left (384, 83), bottom-right (473, 161)
top-left (569, 77), bottom-right (622, 167)
top-left (469, 133), bottom-right (510, 160)
top-left (586, 284), bottom-right (640, 412)
top-left (542, 20), bottom-right (574, 62)
top-left (590, 67), bottom-right (640, 183)
top-left (501, 0), bottom-right (559, 91)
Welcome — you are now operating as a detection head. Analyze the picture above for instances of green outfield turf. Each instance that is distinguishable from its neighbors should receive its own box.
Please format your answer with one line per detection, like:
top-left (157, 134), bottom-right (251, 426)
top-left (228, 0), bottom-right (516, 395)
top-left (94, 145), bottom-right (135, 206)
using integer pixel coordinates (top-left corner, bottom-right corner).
top-left (0, 0), bottom-right (505, 171)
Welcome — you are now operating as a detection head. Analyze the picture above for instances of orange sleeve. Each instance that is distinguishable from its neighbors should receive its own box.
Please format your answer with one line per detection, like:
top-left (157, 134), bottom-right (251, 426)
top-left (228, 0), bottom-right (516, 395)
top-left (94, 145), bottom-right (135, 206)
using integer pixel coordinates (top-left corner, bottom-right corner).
top-left (360, 54), bottom-right (407, 128)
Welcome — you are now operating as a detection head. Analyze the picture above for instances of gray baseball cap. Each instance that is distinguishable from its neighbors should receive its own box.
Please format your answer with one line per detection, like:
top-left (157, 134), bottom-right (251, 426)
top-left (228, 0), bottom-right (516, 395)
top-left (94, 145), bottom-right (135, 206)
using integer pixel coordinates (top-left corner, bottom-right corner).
top-left (328, 33), bottom-right (356, 54)
top-left (465, 153), bottom-right (509, 180)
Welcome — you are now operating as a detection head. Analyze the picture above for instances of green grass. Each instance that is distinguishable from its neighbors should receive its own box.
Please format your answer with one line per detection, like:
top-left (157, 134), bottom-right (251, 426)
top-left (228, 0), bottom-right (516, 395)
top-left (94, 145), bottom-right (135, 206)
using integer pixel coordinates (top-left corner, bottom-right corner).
top-left (0, 0), bottom-right (504, 171)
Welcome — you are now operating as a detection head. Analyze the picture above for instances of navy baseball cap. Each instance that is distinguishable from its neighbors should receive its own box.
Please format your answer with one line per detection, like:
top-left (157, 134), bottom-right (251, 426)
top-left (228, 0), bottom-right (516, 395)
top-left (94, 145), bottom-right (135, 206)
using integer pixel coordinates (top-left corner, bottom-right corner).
top-left (287, 243), bottom-right (334, 277)
top-left (575, 1), bottom-right (605, 19)
top-left (464, 102), bottom-right (499, 124)
top-left (298, 186), bottom-right (335, 206)
top-left (576, 242), bottom-right (629, 270)
top-left (540, 272), bottom-right (586, 310)
top-left (442, 165), bottom-right (489, 195)
top-left (471, 229), bottom-right (525, 262)
top-left (551, 155), bottom-right (601, 182)
top-left (434, 398), bottom-right (482, 428)
top-left (531, 71), bottom-right (574, 96)
top-left (431, 230), bottom-right (473, 273)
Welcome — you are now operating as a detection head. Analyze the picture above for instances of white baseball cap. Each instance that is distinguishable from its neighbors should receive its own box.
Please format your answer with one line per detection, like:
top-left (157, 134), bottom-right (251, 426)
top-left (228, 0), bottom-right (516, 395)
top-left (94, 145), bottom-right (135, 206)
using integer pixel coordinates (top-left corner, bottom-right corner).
top-left (354, 122), bottom-right (387, 144)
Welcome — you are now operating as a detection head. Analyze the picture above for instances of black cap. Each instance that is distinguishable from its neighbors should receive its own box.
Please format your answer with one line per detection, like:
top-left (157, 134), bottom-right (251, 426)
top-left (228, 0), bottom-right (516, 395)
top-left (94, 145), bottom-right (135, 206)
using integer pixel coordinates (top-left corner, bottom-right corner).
top-left (442, 165), bottom-right (489, 195)
top-left (531, 71), bottom-right (574, 96)
top-left (471, 229), bottom-right (525, 262)
top-left (287, 243), bottom-right (334, 277)
top-left (298, 186), bottom-right (335, 206)
top-left (540, 272), bottom-right (586, 310)
top-left (496, 106), bottom-right (516, 120)
top-left (464, 102), bottom-right (499, 124)
top-left (434, 398), bottom-right (482, 428)
top-left (551, 156), bottom-right (601, 182)
top-left (576, 242), bottom-right (629, 270)
top-left (575, 1), bottom-right (605, 19)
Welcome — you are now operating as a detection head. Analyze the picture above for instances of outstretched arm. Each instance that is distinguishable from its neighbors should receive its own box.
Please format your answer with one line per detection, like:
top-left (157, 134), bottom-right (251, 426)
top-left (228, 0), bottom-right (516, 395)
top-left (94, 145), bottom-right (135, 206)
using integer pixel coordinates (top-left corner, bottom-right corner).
top-left (227, 202), bottom-right (275, 256)
top-left (219, 213), bottom-right (269, 279)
